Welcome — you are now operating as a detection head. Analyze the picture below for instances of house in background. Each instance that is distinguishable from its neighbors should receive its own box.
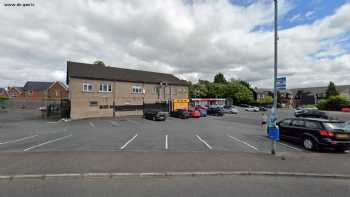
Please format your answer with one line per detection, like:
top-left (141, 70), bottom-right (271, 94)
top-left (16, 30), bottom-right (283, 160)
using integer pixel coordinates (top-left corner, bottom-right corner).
top-left (23, 81), bottom-right (68, 101)
top-left (7, 86), bottom-right (24, 99)
top-left (0, 88), bottom-right (8, 98)
top-left (67, 61), bottom-right (188, 119)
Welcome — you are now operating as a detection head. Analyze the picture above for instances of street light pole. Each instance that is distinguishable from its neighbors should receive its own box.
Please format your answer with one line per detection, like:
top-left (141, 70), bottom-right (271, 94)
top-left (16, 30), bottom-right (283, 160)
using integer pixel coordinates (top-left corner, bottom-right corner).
top-left (271, 0), bottom-right (278, 155)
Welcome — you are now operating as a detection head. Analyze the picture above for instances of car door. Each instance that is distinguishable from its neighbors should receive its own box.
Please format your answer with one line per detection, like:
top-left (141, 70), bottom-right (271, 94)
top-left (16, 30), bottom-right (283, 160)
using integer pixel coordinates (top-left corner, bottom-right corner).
top-left (278, 119), bottom-right (292, 139)
top-left (288, 119), bottom-right (306, 141)
top-left (303, 120), bottom-right (322, 139)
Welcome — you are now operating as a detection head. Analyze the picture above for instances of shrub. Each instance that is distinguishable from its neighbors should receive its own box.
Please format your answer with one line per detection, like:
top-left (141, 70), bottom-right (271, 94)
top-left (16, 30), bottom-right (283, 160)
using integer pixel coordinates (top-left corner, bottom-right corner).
top-left (316, 96), bottom-right (350, 111)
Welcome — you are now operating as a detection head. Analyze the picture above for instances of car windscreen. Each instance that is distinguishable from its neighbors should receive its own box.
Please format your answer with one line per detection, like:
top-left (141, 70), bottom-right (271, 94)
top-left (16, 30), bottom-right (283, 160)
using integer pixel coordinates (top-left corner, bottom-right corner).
top-left (323, 122), bottom-right (349, 132)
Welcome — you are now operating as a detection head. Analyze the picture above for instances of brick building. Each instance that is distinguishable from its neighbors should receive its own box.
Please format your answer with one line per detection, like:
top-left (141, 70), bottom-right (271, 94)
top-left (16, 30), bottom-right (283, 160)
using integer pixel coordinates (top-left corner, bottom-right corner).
top-left (67, 61), bottom-right (189, 119)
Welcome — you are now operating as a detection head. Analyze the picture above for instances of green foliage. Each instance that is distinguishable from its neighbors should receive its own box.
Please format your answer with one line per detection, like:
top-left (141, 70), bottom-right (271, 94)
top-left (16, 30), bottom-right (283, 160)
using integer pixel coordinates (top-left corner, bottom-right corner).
top-left (302, 104), bottom-right (317, 108)
top-left (93, 60), bottom-right (105, 66)
top-left (213, 73), bottom-right (227, 84)
top-left (317, 96), bottom-right (350, 111)
top-left (187, 78), bottom-right (254, 105)
top-left (0, 96), bottom-right (9, 101)
top-left (258, 96), bottom-right (273, 105)
top-left (326, 81), bottom-right (339, 98)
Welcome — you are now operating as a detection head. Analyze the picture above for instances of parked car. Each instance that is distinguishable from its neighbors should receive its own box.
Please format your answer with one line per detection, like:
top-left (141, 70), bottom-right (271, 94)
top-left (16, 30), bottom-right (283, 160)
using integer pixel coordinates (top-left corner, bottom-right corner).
top-left (259, 106), bottom-right (267, 111)
top-left (341, 107), bottom-right (350, 112)
top-left (198, 109), bottom-right (207, 117)
top-left (193, 105), bottom-right (208, 111)
top-left (277, 118), bottom-right (350, 152)
top-left (207, 107), bottom-right (224, 116)
top-left (170, 109), bottom-right (190, 119)
top-left (189, 110), bottom-right (201, 118)
top-left (143, 110), bottom-right (167, 121)
top-left (294, 109), bottom-right (328, 119)
top-left (245, 106), bottom-right (259, 112)
top-left (240, 104), bottom-right (250, 108)
top-left (223, 106), bottom-right (239, 114)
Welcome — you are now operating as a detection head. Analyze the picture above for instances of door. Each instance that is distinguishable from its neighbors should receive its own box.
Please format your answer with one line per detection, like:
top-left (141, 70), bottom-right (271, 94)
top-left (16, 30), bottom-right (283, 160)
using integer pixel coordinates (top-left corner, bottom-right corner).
top-left (288, 119), bottom-right (305, 141)
top-left (278, 119), bottom-right (292, 139)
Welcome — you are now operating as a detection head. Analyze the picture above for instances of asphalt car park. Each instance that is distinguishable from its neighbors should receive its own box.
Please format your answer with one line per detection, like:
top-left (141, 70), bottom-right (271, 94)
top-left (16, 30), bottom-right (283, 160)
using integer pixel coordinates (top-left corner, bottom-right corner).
top-left (0, 108), bottom-right (349, 154)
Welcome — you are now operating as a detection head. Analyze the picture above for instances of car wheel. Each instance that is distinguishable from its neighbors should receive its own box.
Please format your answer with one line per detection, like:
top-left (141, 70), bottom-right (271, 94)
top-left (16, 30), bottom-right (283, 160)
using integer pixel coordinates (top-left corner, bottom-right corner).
top-left (303, 137), bottom-right (318, 151)
top-left (335, 148), bottom-right (347, 153)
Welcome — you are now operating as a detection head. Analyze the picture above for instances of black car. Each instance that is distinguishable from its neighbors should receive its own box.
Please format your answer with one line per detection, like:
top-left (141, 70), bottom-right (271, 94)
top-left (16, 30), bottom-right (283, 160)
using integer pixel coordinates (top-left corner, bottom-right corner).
top-left (207, 107), bottom-right (224, 116)
top-left (240, 104), bottom-right (250, 108)
top-left (259, 106), bottom-right (267, 111)
top-left (295, 109), bottom-right (328, 119)
top-left (170, 109), bottom-right (190, 119)
top-left (144, 110), bottom-right (167, 121)
top-left (277, 118), bottom-right (350, 152)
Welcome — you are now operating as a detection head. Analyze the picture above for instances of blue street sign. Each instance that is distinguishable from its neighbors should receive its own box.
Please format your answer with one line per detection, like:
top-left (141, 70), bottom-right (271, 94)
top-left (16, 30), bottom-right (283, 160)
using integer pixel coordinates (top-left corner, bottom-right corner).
top-left (276, 76), bottom-right (286, 91)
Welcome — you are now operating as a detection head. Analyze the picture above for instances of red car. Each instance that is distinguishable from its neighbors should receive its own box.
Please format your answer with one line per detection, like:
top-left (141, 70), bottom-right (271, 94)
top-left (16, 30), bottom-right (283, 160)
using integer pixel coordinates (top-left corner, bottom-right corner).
top-left (341, 107), bottom-right (350, 112)
top-left (189, 110), bottom-right (201, 118)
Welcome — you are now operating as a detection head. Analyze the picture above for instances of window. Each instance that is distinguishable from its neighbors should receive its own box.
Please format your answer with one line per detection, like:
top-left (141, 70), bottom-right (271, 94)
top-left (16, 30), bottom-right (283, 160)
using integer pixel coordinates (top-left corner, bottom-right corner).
top-left (89, 101), bottom-right (98, 107)
top-left (99, 83), bottom-right (112, 92)
top-left (132, 86), bottom-right (143, 94)
top-left (28, 90), bottom-right (33, 96)
top-left (305, 121), bottom-right (321, 129)
top-left (279, 119), bottom-right (291, 127)
top-left (83, 83), bottom-right (93, 92)
top-left (55, 90), bottom-right (59, 97)
top-left (292, 120), bottom-right (305, 127)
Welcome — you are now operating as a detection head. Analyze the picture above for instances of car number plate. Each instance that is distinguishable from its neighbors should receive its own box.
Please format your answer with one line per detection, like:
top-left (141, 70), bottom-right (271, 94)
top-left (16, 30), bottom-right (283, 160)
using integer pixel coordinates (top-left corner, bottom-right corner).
top-left (336, 134), bottom-right (349, 139)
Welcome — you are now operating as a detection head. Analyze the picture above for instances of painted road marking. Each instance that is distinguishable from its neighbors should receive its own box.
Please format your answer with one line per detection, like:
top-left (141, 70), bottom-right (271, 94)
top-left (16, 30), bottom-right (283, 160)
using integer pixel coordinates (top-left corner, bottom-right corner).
top-left (227, 135), bottom-right (259, 151)
top-left (257, 136), bottom-right (302, 151)
top-left (23, 135), bottom-right (73, 152)
top-left (165, 135), bottom-right (168, 150)
top-left (120, 134), bottom-right (138, 150)
top-left (110, 121), bottom-right (119, 127)
top-left (278, 142), bottom-right (303, 151)
top-left (89, 121), bottom-right (96, 128)
top-left (195, 135), bottom-right (212, 150)
top-left (0, 135), bottom-right (38, 145)
top-left (126, 119), bottom-right (139, 125)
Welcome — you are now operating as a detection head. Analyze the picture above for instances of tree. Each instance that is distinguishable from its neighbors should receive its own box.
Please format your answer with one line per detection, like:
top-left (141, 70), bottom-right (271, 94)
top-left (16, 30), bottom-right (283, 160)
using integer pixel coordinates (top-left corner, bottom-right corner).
top-left (259, 96), bottom-right (273, 105)
top-left (93, 60), bottom-right (105, 66)
top-left (317, 96), bottom-right (350, 111)
top-left (326, 81), bottom-right (339, 98)
top-left (213, 73), bottom-right (227, 84)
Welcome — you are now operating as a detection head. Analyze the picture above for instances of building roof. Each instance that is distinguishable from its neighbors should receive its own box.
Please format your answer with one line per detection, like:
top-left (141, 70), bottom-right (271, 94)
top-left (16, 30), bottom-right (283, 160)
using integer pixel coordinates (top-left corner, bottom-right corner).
top-left (23, 81), bottom-right (53, 91)
top-left (67, 61), bottom-right (188, 86)
top-left (289, 85), bottom-right (350, 95)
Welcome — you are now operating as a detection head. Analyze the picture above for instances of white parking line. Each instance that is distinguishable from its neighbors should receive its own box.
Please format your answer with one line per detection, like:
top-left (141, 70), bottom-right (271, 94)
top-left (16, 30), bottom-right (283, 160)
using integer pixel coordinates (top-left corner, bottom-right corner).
top-left (257, 136), bottom-right (303, 151)
top-left (110, 121), bottom-right (119, 127)
top-left (127, 119), bottom-right (139, 125)
top-left (278, 142), bottom-right (303, 151)
top-left (0, 135), bottom-right (38, 145)
top-left (165, 135), bottom-right (168, 150)
top-left (89, 121), bottom-right (96, 128)
top-left (195, 135), bottom-right (212, 150)
top-left (120, 134), bottom-right (138, 150)
top-left (23, 134), bottom-right (73, 152)
top-left (227, 135), bottom-right (259, 151)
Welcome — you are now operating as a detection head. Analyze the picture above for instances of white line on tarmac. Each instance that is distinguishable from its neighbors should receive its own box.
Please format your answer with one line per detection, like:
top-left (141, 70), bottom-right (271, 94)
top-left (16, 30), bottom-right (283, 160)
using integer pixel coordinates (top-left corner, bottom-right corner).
top-left (89, 121), bottom-right (96, 128)
top-left (257, 136), bottom-right (302, 151)
top-left (126, 119), bottom-right (139, 125)
top-left (165, 135), bottom-right (168, 150)
top-left (110, 121), bottom-right (119, 127)
top-left (227, 135), bottom-right (259, 151)
top-left (0, 135), bottom-right (38, 145)
top-left (195, 135), bottom-right (212, 150)
top-left (120, 134), bottom-right (138, 150)
top-left (278, 142), bottom-right (303, 151)
top-left (23, 134), bottom-right (73, 152)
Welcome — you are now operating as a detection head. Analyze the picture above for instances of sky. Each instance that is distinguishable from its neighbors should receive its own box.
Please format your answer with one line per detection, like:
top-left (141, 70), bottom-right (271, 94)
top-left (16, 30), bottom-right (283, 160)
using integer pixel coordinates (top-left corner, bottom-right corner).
top-left (0, 0), bottom-right (349, 89)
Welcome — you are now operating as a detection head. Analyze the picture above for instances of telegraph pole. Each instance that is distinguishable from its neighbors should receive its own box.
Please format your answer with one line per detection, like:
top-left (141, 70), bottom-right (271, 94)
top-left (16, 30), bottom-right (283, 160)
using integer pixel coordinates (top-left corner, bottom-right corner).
top-left (271, 0), bottom-right (278, 155)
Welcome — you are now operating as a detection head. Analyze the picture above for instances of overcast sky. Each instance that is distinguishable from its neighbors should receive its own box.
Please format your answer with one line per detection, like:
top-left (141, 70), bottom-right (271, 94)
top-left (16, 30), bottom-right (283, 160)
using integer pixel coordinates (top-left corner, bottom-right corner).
top-left (0, 0), bottom-right (349, 89)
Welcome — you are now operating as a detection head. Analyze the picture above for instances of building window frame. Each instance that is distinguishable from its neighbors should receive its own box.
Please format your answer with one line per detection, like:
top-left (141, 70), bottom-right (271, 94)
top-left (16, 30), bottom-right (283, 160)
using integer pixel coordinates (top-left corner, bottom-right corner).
top-left (89, 101), bottom-right (98, 107)
top-left (99, 83), bottom-right (112, 93)
top-left (132, 86), bottom-right (143, 94)
top-left (82, 83), bottom-right (93, 92)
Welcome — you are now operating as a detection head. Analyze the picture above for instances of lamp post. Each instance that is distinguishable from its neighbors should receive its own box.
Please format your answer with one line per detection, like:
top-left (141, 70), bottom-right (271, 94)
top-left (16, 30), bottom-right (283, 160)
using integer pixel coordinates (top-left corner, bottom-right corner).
top-left (270, 0), bottom-right (278, 155)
